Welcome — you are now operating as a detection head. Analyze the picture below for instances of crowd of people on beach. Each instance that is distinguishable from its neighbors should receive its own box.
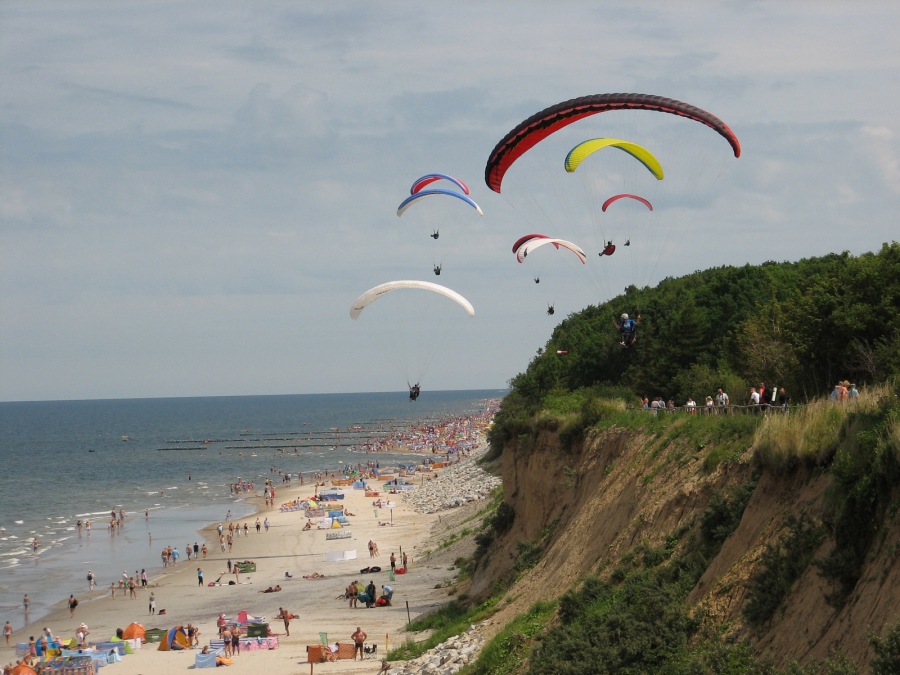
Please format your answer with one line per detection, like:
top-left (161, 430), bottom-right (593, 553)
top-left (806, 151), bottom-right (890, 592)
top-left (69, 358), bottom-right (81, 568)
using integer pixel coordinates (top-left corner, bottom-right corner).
top-left (6, 403), bottom-right (496, 673)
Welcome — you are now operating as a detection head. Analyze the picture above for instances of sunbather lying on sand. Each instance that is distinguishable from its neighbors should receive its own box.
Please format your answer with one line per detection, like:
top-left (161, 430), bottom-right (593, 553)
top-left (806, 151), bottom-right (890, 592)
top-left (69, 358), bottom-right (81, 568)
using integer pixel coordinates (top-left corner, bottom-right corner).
top-left (303, 572), bottom-right (326, 579)
top-left (258, 585), bottom-right (282, 593)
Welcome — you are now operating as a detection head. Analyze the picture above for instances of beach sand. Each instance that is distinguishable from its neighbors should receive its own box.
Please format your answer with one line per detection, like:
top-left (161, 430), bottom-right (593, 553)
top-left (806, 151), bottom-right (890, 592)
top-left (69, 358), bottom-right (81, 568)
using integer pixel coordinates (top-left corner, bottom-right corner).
top-left (5, 475), bottom-right (458, 674)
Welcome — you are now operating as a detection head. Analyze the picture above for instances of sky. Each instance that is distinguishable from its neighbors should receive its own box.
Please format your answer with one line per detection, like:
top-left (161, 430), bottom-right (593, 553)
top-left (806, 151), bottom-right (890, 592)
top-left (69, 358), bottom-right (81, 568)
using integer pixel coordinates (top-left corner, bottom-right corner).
top-left (1, 1), bottom-right (898, 402)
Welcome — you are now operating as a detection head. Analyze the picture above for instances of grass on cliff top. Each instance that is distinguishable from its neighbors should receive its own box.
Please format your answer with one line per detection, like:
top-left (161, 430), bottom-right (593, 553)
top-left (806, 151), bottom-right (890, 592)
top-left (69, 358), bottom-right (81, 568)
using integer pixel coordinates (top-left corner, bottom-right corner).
top-left (520, 386), bottom-right (762, 471)
top-left (752, 383), bottom-right (896, 472)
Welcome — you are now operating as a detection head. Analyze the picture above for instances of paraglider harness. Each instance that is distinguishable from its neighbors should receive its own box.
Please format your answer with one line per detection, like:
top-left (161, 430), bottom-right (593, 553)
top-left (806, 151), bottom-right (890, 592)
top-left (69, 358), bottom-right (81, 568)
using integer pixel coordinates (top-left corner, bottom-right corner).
top-left (547, 305), bottom-right (555, 316)
top-left (433, 265), bottom-right (442, 276)
top-left (409, 383), bottom-right (421, 401)
top-left (614, 315), bottom-right (641, 348)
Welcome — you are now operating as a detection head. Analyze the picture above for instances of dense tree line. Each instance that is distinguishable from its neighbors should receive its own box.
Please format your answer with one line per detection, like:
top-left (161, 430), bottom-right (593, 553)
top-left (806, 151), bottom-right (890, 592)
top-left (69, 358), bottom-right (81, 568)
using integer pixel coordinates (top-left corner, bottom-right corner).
top-left (505, 242), bottom-right (899, 411)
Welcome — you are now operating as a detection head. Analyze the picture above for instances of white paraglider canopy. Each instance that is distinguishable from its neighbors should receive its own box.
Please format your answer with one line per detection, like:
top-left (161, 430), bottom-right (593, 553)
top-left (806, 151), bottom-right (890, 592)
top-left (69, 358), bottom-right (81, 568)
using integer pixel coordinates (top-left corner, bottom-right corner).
top-left (350, 280), bottom-right (476, 320)
top-left (516, 238), bottom-right (586, 264)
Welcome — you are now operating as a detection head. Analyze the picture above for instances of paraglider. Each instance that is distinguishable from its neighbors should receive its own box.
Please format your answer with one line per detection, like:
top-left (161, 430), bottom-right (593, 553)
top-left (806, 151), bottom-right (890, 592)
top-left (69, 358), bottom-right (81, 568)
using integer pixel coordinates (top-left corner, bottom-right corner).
top-left (484, 93), bottom-right (741, 193)
top-left (601, 194), bottom-right (653, 212)
top-left (433, 264), bottom-right (442, 276)
top-left (349, 281), bottom-right (475, 320)
top-left (612, 313), bottom-right (642, 347)
top-left (515, 237), bottom-right (586, 264)
top-left (565, 139), bottom-right (664, 179)
top-left (547, 305), bottom-right (555, 316)
top-left (410, 173), bottom-right (470, 196)
top-left (350, 281), bottom-right (476, 397)
top-left (430, 230), bottom-right (439, 240)
top-left (600, 242), bottom-right (616, 257)
top-left (397, 190), bottom-right (483, 217)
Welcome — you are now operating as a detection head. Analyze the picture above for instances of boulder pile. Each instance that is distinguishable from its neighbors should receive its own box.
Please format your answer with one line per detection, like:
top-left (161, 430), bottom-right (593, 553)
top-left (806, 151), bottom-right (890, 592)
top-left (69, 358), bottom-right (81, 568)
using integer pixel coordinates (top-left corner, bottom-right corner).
top-left (386, 624), bottom-right (485, 675)
top-left (402, 442), bottom-right (501, 514)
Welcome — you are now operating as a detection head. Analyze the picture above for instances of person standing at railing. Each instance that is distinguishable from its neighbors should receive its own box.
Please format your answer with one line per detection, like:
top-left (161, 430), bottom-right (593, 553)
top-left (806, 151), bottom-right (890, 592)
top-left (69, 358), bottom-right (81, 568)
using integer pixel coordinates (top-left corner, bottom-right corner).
top-left (778, 387), bottom-right (790, 412)
top-left (758, 383), bottom-right (769, 413)
top-left (685, 398), bottom-right (697, 414)
top-left (749, 387), bottom-right (761, 412)
top-left (716, 388), bottom-right (730, 414)
top-left (705, 396), bottom-right (714, 414)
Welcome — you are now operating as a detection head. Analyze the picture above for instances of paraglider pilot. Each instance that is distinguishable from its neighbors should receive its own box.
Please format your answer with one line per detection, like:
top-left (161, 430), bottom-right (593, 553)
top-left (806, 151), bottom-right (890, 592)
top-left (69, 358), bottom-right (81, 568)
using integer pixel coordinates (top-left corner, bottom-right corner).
top-left (534, 277), bottom-right (540, 284)
top-left (431, 230), bottom-right (439, 240)
top-left (409, 383), bottom-right (421, 401)
top-left (433, 264), bottom-right (442, 276)
top-left (547, 304), bottom-right (555, 316)
top-left (612, 313), bottom-right (641, 347)
top-left (600, 241), bottom-right (616, 257)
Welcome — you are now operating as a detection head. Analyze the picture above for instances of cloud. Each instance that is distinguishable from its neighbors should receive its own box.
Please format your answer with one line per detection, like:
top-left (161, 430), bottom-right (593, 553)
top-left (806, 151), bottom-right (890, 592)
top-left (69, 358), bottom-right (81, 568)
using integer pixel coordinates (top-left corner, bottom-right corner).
top-left (1, 1), bottom-right (899, 400)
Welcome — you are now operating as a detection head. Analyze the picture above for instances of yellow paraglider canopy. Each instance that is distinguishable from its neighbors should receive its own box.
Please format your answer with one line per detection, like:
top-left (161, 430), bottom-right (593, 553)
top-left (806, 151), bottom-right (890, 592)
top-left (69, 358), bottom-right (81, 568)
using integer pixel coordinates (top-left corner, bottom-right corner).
top-left (564, 138), bottom-right (664, 179)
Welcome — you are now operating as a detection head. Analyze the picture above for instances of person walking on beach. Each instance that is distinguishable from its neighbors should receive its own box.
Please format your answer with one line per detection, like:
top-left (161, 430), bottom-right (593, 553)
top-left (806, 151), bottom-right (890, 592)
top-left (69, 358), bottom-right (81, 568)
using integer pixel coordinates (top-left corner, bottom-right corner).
top-left (201, 543), bottom-right (208, 559)
top-left (68, 594), bottom-right (78, 618)
top-left (128, 577), bottom-right (137, 599)
top-left (351, 627), bottom-right (367, 661)
top-left (276, 608), bottom-right (291, 636)
top-left (172, 547), bottom-right (179, 565)
top-left (149, 592), bottom-right (156, 615)
top-left (193, 542), bottom-right (199, 559)
top-left (255, 518), bottom-right (261, 533)
top-left (141, 569), bottom-right (147, 587)
top-left (87, 570), bottom-right (95, 590)
top-left (402, 551), bottom-right (408, 569)
top-left (109, 583), bottom-right (116, 599)
top-left (24, 594), bottom-right (30, 616)
top-left (4, 621), bottom-right (11, 647)
top-left (368, 540), bottom-right (375, 558)
top-left (264, 517), bottom-right (269, 532)
top-left (197, 567), bottom-right (204, 586)
top-left (390, 553), bottom-right (396, 571)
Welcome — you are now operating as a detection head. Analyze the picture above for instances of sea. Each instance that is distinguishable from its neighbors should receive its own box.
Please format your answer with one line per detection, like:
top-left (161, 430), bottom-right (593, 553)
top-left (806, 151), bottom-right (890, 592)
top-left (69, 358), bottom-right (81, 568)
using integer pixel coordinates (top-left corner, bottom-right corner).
top-left (0, 389), bottom-right (504, 630)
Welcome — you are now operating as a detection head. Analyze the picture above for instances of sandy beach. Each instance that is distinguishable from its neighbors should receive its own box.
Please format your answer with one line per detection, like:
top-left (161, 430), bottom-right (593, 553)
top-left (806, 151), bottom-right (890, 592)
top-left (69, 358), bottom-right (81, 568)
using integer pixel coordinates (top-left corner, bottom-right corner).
top-left (4, 471), bottom-right (463, 674)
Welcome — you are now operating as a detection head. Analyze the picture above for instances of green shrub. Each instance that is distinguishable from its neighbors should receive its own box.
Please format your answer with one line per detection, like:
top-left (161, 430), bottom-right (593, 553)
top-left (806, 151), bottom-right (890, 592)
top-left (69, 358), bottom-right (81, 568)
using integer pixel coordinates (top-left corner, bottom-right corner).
top-left (815, 388), bottom-right (900, 606)
top-left (493, 501), bottom-right (515, 534)
top-left (870, 621), bottom-right (900, 675)
top-left (700, 475), bottom-right (759, 550)
top-left (461, 601), bottom-right (556, 675)
top-left (743, 512), bottom-right (826, 626)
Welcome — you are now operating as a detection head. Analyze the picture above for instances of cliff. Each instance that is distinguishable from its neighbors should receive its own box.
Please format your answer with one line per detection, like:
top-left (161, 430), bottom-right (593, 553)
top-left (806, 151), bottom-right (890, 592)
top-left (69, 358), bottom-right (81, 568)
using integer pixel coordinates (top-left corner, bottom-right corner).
top-left (470, 407), bottom-right (900, 671)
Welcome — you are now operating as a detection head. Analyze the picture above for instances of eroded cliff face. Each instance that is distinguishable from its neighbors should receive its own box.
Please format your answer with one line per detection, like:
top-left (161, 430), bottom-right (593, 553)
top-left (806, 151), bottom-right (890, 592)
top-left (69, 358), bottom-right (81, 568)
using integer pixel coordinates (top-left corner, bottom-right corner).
top-left (472, 425), bottom-right (899, 669)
